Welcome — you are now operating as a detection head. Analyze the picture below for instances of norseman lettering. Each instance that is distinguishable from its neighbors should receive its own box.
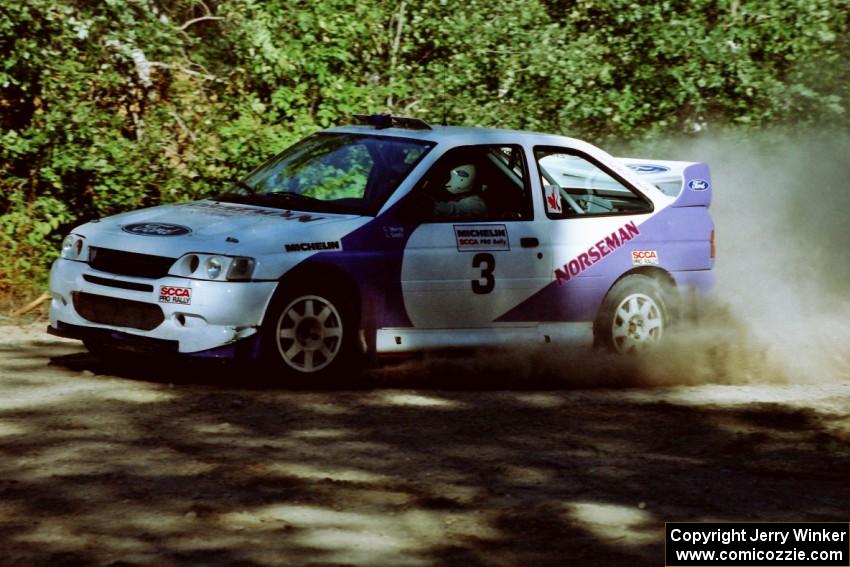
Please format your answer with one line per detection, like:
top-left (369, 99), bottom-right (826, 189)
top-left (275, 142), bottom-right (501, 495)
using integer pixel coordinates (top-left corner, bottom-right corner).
top-left (555, 221), bottom-right (642, 285)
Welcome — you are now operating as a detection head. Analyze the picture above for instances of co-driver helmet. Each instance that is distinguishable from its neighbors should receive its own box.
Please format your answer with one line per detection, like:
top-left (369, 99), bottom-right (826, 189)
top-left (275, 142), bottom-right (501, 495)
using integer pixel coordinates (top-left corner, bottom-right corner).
top-left (445, 164), bottom-right (477, 195)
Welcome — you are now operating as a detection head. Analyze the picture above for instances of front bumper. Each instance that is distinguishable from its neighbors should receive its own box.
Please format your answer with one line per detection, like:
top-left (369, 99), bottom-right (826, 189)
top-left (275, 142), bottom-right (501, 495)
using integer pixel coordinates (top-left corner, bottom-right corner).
top-left (49, 258), bottom-right (277, 355)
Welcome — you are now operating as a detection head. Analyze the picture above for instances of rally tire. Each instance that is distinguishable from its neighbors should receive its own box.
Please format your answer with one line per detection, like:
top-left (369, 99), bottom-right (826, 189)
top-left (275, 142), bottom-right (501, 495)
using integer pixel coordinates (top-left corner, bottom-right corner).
top-left (594, 274), bottom-right (672, 354)
top-left (261, 283), bottom-right (361, 384)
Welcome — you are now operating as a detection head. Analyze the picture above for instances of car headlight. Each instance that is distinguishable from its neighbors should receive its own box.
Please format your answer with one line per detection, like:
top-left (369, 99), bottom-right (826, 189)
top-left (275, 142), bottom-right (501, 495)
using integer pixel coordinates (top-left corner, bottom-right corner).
top-left (60, 234), bottom-right (86, 261)
top-left (206, 256), bottom-right (222, 279)
top-left (169, 253), bottom-right (255, 281)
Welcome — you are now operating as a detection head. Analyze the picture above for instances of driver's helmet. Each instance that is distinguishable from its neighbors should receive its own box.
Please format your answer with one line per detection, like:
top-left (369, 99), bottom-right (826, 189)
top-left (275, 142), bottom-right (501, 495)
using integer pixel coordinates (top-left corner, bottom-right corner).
top-left (445, 164), bottom-right (477, 195)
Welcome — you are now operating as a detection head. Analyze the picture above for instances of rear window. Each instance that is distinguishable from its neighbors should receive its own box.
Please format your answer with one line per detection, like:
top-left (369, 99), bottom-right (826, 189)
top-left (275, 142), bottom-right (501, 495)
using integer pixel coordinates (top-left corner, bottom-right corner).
top-left (535, 147), bottom-right (653, 218)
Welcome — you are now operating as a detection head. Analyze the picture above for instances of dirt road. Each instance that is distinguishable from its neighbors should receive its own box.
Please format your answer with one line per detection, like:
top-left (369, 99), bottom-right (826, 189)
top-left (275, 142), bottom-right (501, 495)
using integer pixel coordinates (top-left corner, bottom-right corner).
top-left (1, 323), bottom-right (848, 566)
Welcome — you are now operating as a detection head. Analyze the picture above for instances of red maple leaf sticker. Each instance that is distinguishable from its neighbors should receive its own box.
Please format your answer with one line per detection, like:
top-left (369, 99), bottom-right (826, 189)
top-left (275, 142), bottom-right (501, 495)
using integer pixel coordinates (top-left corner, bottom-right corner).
top-left (547, 191), bottom-right (561, 212)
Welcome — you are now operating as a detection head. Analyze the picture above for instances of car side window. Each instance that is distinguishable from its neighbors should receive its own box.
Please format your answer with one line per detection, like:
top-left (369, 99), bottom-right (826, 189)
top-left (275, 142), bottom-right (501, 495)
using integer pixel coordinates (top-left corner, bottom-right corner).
top-left (535, 147), bottom-right (652, 218)
top-left (414, 145), bottom-right (532, 221)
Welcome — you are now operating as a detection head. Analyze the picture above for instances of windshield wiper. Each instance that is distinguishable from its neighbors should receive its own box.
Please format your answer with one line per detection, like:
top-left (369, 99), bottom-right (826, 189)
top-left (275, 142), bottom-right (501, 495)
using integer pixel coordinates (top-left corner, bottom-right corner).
top-left (264, 191), bottom-right (323, 204)
top-left (198, 175), bottom-right (257, 200)
top-left (230, 179), bottom-right (257, 196)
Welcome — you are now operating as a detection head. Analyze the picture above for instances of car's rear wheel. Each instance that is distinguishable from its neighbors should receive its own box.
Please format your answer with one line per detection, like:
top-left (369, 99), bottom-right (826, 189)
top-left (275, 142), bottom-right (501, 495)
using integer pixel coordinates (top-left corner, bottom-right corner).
top-left (594, 274), bottom-right (672, 354)
top-left (262, 284), bottom-right (360, 384)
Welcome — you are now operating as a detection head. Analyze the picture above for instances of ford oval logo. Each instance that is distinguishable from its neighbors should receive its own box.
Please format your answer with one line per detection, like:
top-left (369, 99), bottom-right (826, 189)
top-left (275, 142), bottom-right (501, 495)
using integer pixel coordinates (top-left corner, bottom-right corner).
top-left (122, 223), bottom-right (192, 236)
top-left (627, 164), bottom-right (671, 174)
top-left (687, 179), bottom-right (710, 191)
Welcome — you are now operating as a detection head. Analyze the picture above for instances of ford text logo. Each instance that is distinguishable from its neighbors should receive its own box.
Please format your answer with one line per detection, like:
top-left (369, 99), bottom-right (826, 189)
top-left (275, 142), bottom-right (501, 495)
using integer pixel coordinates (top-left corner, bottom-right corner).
top-left (687, 179), bottom-right (710, 191)
top-left (627, 164), bottom-right (670, 174)
top-left (122, 223), bottom-right (192, 236)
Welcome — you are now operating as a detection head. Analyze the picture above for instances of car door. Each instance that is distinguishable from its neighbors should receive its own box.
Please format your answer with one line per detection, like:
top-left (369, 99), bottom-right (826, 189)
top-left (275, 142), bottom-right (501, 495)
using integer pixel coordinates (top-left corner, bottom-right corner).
top-left (495, 145), bottom-right (658, 325)
top-left (399, 145), bottom-right (553, 329)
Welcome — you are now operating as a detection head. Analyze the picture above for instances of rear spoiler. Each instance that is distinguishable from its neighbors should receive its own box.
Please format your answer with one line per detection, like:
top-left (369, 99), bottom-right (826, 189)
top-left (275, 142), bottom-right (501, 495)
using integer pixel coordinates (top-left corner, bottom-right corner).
top-left (617, 158), bottom-right (712, 208)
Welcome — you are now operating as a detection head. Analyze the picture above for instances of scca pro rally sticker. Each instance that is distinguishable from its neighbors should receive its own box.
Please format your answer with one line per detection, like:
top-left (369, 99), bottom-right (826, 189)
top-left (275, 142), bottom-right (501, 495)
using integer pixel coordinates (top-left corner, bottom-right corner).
top-left (159, 285), bottom-right (191, 305)
top-left (631, 250), bottom-right (659, 265)
top-left (454, 224), bottom-right (510, 252)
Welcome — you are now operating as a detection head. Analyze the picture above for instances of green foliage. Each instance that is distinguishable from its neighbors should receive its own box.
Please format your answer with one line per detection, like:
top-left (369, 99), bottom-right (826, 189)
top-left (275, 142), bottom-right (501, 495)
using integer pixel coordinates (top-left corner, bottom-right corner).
top-left (1, 0), bottom-right (848, 301)
top-left (0, 189), bottom-right (73, 292)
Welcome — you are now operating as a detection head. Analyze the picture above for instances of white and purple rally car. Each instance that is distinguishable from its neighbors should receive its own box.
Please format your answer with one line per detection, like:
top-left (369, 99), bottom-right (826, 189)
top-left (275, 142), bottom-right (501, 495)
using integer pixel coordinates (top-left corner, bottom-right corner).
top-left (49, 115), bottom-right (715, 380)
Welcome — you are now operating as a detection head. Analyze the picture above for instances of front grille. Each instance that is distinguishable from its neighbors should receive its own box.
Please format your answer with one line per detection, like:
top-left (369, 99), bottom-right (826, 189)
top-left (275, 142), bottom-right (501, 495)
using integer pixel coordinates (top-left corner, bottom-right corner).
top-left (89, 247), bottom-right (176, 279)
top-left (83, 274), bottom-right (154, 292)
top-left (73, 292), bottom-right (164, 331)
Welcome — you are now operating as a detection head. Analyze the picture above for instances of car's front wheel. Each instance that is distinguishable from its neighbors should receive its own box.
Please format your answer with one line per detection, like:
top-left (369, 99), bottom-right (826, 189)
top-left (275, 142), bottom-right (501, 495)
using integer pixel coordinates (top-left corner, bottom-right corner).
top-left (594, 274), bottom-right (672, 354)
top-left (261, 284), bottom-right (360, 383)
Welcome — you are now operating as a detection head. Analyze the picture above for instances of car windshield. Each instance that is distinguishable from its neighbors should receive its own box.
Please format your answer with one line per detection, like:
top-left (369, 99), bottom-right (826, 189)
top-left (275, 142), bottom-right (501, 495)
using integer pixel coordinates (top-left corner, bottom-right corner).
top-left (217, 133), bottom-right (434, 215)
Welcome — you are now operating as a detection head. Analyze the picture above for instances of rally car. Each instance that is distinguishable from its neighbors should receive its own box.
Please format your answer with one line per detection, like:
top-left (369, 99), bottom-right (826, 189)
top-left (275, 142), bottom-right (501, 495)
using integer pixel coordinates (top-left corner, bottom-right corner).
top-left (48, 114), bottom-right (715, 380)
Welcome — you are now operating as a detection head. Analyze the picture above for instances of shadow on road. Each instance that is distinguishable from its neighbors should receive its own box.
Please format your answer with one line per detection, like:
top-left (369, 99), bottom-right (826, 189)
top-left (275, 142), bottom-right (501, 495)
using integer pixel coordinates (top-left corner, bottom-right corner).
top-left (0, 340), bottom-right (847, 566)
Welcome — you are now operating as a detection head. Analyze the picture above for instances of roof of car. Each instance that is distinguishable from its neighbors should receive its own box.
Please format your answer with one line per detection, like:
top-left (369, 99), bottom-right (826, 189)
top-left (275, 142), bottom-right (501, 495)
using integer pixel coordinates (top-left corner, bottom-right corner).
top-left (325, 123), bottom-right (587, 147)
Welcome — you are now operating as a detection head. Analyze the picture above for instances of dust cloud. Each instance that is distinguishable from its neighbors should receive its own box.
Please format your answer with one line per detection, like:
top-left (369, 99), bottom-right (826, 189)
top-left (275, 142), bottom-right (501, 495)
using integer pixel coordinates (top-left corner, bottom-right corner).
top-left (374, 129), bottom-right (849, 389)
top-left (664, 129), bottom-right (850, 384)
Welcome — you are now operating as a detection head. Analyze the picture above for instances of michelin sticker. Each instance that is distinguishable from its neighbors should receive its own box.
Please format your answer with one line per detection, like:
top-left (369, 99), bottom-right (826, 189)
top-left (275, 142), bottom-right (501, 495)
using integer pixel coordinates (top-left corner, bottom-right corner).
top-left (631, 250), bottom-right (659, 266)
top-left (284, 241), bottom-right (341, 252)
top-left (454, 224), bottom-right (510, 252)
top-left (159, 285), bottom-right (191, 304)
top-left (687, 178), bottom-right (710, 191)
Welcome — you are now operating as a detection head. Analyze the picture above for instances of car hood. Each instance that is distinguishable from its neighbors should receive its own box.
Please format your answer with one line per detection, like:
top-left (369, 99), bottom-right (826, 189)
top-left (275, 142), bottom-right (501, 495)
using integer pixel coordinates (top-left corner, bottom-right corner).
top-left (75, 199), bottom-right (370, 258)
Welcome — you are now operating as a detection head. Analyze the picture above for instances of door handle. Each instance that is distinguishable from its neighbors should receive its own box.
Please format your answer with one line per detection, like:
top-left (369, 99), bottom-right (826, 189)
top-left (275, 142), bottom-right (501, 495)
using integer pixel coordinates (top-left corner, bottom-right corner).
top-left (520, 237), bottom-right (539, 248)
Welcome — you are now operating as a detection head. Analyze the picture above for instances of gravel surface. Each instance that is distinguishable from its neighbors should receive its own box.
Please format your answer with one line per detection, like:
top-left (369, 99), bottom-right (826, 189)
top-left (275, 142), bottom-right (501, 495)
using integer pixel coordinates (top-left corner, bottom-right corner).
top-left (1, 323), bottom-right (848, 566)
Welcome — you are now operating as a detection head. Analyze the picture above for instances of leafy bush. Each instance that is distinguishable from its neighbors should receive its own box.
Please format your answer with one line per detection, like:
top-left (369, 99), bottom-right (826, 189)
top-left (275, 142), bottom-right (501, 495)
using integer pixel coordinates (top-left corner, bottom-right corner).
top-left (1, 0), bottom-right (847, 303)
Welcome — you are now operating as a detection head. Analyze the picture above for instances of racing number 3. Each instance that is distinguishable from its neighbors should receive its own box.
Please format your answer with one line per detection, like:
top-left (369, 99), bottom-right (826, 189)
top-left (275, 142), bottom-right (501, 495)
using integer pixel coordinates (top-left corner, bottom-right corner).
top-left (471, 253), bottom-right (495, 294)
